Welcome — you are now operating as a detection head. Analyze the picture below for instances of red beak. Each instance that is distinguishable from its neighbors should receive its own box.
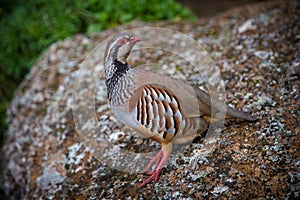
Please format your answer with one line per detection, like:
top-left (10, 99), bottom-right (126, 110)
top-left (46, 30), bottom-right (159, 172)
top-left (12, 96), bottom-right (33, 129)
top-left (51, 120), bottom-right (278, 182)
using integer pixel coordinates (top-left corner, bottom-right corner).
top-left (130, 36), bottom-right (141, 44)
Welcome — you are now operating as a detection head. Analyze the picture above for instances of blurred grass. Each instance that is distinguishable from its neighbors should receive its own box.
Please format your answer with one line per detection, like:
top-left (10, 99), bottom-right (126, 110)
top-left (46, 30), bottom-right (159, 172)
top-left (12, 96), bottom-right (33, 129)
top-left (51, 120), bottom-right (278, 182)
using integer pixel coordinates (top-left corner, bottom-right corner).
top-left (0, 0), bottom-right (197, 145)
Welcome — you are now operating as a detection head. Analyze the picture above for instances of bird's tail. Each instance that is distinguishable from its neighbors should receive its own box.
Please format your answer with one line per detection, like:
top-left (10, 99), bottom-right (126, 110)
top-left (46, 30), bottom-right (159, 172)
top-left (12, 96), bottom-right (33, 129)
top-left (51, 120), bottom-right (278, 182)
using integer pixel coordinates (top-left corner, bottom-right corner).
top-left (225, 106), bottom-right (257, 121)
top-left (192, 85), bottom-right (257, 121)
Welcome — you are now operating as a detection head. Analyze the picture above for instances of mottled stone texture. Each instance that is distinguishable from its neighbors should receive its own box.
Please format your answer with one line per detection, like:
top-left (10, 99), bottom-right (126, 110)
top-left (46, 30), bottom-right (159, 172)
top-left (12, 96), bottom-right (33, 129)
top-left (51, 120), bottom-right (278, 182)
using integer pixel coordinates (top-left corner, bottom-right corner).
top-left (1, 0), bottom-right (299, 199)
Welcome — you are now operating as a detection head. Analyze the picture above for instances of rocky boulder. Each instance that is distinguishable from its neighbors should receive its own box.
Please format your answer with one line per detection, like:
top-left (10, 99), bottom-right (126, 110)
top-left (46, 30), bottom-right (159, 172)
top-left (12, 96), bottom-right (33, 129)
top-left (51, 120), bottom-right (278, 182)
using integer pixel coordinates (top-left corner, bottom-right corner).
top-left (1, 0), bottom-right (299, 199)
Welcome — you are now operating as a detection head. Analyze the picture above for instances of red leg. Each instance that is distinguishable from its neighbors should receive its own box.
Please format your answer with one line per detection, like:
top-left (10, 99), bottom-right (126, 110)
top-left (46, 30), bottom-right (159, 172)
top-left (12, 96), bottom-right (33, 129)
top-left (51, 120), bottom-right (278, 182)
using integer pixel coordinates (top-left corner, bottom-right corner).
top-left (137, 152), bottom-right (171, 190)
top-left (142, 150), bottom-right (163, 173)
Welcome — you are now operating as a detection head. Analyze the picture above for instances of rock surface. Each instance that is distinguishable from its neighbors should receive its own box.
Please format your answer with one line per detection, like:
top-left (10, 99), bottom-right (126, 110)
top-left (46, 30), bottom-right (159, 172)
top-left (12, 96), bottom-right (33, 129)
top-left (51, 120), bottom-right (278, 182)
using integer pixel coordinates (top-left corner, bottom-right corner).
top-left (1, 0), bottom-right (299, 199)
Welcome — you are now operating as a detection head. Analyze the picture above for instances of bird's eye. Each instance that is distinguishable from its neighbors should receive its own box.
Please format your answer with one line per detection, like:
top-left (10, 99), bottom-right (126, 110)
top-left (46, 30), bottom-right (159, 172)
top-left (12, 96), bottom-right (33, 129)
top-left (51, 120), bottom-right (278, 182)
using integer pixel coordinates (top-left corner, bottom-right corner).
top-left (117, 38), bottom-right (127, 46)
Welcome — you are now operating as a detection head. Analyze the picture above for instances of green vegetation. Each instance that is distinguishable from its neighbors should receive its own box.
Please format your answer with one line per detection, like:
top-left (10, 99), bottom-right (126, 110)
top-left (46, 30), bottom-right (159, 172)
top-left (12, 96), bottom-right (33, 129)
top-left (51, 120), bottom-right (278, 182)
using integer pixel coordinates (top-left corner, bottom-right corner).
top-left (0, 0), bottom-right (197, 144)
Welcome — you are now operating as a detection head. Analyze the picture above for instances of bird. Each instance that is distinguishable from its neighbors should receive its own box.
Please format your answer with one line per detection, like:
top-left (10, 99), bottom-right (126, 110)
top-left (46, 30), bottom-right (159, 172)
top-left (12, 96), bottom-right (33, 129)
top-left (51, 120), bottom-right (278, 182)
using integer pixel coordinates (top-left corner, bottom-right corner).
top-left (103, 32), bottom-right (256, 189)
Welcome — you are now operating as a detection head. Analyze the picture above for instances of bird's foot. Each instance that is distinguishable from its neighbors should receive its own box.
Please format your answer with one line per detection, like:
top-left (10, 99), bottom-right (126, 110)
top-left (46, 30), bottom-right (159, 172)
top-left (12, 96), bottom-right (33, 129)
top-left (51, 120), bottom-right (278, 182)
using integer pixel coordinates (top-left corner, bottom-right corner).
top-left (137, 152), bottom-right (170, 190)
top-left (137, 170), bottom-right (161, 189)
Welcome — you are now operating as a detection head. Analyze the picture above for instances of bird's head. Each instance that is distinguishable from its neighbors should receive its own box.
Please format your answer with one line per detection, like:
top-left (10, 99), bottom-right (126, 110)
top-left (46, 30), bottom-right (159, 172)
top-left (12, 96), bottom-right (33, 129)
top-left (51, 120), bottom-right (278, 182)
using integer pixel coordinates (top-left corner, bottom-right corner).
top-left (104, 33), bottom-right (141, 64)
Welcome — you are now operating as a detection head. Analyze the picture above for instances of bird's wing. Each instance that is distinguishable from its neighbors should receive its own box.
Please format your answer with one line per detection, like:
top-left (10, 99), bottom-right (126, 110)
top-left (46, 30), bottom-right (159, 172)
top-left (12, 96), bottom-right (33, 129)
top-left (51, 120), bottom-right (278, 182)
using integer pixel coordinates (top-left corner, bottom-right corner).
top-left (128, 83), bottom-right (201, 145)
top-left (134, 69), bottom-right (256, 121)
top-left (134, 69), bottom-right (203, 118)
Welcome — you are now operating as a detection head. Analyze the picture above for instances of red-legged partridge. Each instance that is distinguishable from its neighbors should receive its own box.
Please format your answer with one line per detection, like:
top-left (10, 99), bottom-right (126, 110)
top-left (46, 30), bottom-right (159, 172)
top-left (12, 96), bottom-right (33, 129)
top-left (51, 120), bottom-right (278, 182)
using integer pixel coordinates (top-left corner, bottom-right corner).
top-left (103, 33), bottom-right (256, 189)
